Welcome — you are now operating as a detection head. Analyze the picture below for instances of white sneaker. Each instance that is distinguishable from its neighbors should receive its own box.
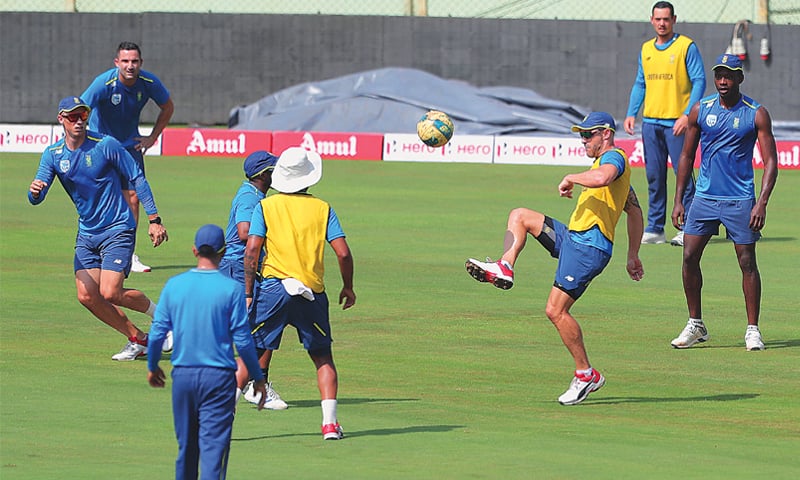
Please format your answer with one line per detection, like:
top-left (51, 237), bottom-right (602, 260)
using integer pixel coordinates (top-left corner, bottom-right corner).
top-left (162, 331), bottom-right (174, 353)
top-left (111, 338), bottom-right (147, 361)
top-left (131, 254), bottom-right (151, 273)
top-left (745, 327), bottom-right (765, 351)
top-left (671, 321), bottom-right (709, 349)
top-left (465, 257), bottom-right (514, 290)
top-left (670, 231), bottom-right (684, 246)
top-left (641, 232), bottom-right (666, 244)
top-left (242, 381), bottom-right (289, 410)
top-left (558, 368), bottom-right (605, 406)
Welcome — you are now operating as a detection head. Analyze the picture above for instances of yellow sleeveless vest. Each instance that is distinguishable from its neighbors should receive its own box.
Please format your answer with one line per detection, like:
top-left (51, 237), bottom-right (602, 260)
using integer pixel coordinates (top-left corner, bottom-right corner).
top-left (568, 148), bottom-right (631, 242)
top-left (641, 35), bottom-right (693, 120)
top-left (259, 193), bottom-right (330, 293)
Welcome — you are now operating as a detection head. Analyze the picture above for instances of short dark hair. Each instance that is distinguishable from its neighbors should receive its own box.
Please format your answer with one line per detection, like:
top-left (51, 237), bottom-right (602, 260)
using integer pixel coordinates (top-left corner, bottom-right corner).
top-left (116, 41), bottom-right (141, 56)
top-left (197, 245), bottom-right (225, 258)
top-left (652, 1), bottom-right (674, 16)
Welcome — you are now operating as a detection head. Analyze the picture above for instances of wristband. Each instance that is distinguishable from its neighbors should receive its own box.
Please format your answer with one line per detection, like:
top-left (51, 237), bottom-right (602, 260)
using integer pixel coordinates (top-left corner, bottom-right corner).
top-left (149, 216), bottom-right (162, 225)
top-left (245, 293), bottom-right (253, 298)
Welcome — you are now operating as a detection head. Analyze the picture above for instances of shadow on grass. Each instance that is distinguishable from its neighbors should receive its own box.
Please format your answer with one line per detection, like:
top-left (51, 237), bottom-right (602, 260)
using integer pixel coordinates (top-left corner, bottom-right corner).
top-left (149, 264), bottom-right (196, 272)
top-left (585, 393), bottom-right (759, 405)
top-left (233, 424), bottom-right (465, 441)
top-left (678, 338), bottom-right (800, 350)
top-left (284, 397), bottom-right (421, 408)
top-left (764, 338), bottom-right (800, 349)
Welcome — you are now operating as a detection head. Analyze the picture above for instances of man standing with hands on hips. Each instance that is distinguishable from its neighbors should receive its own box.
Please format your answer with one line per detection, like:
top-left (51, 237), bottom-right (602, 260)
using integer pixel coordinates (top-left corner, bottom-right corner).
top-left (624, 1), bottom-right (705, 246)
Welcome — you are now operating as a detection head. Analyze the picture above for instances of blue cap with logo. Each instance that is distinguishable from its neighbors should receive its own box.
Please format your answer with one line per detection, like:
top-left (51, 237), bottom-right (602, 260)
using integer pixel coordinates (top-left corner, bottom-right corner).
top-left (712, 54), bottom-right (743, 71)
top-left (571, 112), bottom-right (616, 132)
top-left (243, 150), bottom-right (279, 179)
top-left (194, 224), bottom-right (226, 254)
top-left (58, 96), bottom-right (90, 114)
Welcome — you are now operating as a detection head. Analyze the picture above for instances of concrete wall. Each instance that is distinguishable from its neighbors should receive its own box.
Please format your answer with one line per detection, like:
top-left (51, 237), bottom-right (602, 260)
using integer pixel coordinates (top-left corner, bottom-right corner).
top-left (2, 12), bottom-right (798, 126)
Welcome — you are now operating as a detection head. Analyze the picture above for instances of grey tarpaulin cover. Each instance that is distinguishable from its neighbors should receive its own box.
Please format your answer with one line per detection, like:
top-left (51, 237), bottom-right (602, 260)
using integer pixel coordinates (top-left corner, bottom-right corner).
top-left (228, 67), bottom-right (589, 136)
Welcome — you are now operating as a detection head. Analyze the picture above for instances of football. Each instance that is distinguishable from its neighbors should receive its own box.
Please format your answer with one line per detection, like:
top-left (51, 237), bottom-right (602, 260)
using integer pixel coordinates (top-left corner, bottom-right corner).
top-left (416, 110), bottom-right (454, 147)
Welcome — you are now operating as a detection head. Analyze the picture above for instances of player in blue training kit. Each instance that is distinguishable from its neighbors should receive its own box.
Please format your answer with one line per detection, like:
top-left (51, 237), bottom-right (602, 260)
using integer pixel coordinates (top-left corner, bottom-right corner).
top-left (670, 54), bottom-right (778, 351)
top-left (82, 41), bottom-right (174, 273)
top-left (28, 96), bottom-right (170, 361)
top-left (625, 1), bottom-right (705, 246)
top-left (148, 224), bottom-right (267, 480)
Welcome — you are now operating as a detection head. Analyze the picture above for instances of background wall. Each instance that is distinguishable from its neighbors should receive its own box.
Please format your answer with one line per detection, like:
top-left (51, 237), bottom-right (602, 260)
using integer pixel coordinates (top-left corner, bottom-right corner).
top-left (1, 12), bottom-right (798, 127)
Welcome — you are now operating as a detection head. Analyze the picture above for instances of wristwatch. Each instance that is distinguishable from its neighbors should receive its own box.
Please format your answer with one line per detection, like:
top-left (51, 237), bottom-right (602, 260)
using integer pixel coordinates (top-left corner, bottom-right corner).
top-left (149, 216), bottom-right (162, 225)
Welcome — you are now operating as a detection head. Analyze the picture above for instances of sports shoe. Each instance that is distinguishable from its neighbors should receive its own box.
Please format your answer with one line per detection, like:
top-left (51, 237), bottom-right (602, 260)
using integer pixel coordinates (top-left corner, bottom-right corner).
top-left (465, 257), bottom-right (514, 290)
top-left (670, 321), bottom-right (709, 349)
top-left (745, 326), bottom-right (765, 351)
top-left (111, 337), bottom-right (147, 361)
top-left (162, 330), bottom-right (174, 353)
top-left (557, 369), bottom-right (605, 406)
top-left (641, 231), bottom-right (666, 244)
top-left (131, 254), bottom-right (151, 273)
top-left (242, 381), bottom-right (289, 410)
top-left (322, 422), bottom-right (344, 440)
top-left (670, 231), bottom-right (684, 246)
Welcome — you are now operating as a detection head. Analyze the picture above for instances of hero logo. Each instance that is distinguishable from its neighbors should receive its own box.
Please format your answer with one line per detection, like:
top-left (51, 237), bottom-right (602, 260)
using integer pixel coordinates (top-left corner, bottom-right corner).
top-left (299, 133), bottom-right (357, 157)
top-left (186, 130), bottom-right (246, 155)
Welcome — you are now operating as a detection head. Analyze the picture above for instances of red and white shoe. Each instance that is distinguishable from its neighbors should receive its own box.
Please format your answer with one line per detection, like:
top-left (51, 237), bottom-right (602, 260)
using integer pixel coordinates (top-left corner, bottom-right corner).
top-left (465, 258), bottom-right (514, 290)
top-left (558, 368), bottom-right (605, 406)
top-left (322, 422), bottom-right (344, 440)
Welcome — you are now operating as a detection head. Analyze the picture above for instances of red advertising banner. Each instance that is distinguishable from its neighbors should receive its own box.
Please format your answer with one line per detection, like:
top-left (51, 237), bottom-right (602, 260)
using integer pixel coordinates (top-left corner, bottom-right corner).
top-left (160, 128), bottom-right (271, 157)
top-left (271, 131), bottom-right (383, 160)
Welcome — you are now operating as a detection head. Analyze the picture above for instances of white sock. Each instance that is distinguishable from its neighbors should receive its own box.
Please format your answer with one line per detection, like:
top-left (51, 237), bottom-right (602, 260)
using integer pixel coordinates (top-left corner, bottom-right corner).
top-left (500, 260), bottom-right (513, 270)
top-left (145, 301), bottom-right (157, 318)
top-left (576, 367), bottom-right (593, 377)
top-left (235, 388), bottom-right (242, 403)
top-left (321, 399), bottom-right (338, 425)
top-left (746, 325), bottom-right (760, 332)
top-left (689, 317), bottom-right (703, 326)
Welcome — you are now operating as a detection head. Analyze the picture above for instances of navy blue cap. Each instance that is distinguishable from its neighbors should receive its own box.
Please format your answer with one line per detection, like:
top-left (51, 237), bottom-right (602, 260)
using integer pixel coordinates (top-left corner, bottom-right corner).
top-left (712, 54), bottom-right (743, 71)
top-left (243, 150), bottom-right (278, 179)
top-left (571, 112), bottom-right (616, 132)
top-left (58, 96), bottom-right (90, 114)
top-left (194, 224), bottom-right (225, 253)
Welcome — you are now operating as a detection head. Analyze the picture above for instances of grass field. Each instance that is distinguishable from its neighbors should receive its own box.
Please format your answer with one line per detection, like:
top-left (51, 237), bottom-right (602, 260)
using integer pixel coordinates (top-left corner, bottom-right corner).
top-left (1, 153), bottom-right (798, 479)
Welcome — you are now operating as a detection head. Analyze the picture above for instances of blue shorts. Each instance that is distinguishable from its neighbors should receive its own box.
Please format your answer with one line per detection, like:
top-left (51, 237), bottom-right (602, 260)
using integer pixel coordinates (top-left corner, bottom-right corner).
top-left (249, 278), bottom-right (332, 353)
top-left (121, 147), bottom-right (145, 190)
top-left (547, 219), bottom-right (612, 300)
top-left (684, 196), bottom-right (760, 244)
top-left (74, 229), bottom-right (136, 275)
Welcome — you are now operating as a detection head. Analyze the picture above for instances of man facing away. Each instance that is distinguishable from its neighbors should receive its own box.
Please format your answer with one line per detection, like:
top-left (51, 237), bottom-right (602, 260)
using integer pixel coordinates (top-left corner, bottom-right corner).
top-left (148, 224), bottom-right (267, 480)
top-left (28, 96), bottom-right (170, 361)
top-left (82, 41), bottom-right (174, 272)
top-left (624, 1), bottom-right (705, 246)
top-left (466, 112), bottom-right (644, 406)
top-left (670, 54), bottom-right (778, 351)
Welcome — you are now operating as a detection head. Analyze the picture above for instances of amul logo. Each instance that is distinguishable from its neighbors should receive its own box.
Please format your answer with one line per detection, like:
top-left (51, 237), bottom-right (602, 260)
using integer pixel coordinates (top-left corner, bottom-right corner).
top-left (186, 130), bottom-right (246, 155)
top-left (299, 132), bottom-right (357, 157)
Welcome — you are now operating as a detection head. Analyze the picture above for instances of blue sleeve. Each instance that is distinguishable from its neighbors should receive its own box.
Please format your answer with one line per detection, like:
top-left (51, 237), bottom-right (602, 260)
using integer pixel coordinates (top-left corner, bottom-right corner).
top-left (230, 290), bottom-right (264, 382)
top-left (81, 75), bottom-right (104, 110)
top-left (326, 206), bottom-right (345, 243)
top-left (103, 137), bottom-right (158, 215)
top-left (684, 43), bottom-right (706, 115)
top-left (626, 52), bottom-right (646, 118)
top-left (235, 192), bottom-right (259, 224)
top-left (28, 150), bottom-right (56, 205)
top-left (248, 202), bottom-right (267, 237)
top-left (146, 72), bottom-right (171, 106)
top-left (600, 150), bottom-right (625, 179)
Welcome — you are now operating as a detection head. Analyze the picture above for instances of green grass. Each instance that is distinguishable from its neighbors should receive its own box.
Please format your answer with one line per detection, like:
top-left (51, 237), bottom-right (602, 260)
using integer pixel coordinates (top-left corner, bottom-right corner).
top-left (1, 153), bottom-right (798, 479)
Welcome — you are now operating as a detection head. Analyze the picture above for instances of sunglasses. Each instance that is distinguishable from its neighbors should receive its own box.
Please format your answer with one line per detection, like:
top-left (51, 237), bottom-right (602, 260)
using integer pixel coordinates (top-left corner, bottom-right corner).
top-left (61, 110), bottom-right (90, 123)
top-left (579, 129), bottom-right (602, 139)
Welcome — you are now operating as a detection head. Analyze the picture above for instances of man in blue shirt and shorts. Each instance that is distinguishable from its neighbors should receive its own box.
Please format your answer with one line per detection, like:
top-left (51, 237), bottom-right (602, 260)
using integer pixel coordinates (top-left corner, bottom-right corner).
top-left (82, 41), bottom-right (174, 273)
top-left (670, 54), bottom-right (778, 351)
top-left (29, 96), bottom-right (170, 361)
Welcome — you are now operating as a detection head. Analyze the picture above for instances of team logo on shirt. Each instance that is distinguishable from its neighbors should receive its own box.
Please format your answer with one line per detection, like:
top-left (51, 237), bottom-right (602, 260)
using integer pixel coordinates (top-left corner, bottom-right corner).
top-left (59, 159), bottom-right (70, 173)
top-left (733, 117), bottom-right (740, 129)
top-left (111, 94), bottom-right (122, 105)
top-left (137, 92), bottom-right (142, 102)
top-left (85, 155), bottom-right (92, 167)
top-left (706, 114), bottom-right (717, 127)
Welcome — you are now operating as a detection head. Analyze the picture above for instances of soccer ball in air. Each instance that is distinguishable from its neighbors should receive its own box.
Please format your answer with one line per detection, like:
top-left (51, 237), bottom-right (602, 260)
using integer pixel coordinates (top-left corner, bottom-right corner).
top-left (417, 110), bottom-right (454, 147)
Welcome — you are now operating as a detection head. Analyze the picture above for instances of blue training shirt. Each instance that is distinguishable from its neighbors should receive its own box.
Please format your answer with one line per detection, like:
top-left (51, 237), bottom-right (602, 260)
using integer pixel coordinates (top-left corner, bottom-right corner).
top-left (221, 181), bottom-right (266, 266)
top-left (147, 268), bottom-right (263, 381)
top-left (626, 36), bottom-right (706, 126)
top-left (695, 93), bottom-right (761, 200)
top-left (82, 68), bottom-right (171, 148)
top-left (28, 133), bottom-right (157, 235)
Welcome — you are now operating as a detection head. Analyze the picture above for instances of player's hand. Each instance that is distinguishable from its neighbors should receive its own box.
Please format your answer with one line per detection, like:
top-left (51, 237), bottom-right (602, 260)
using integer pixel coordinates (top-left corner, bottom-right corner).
top-left (672, 115), bottom-right (689, 136)
top-left (252, 379), bottom-right (268, 410)
top-left (558, 178), bottom-right (574, 198)
top-left (246, 297), bottom-right (253, 310)
top-left (134, 135), bottom-right (157, 153)
top-left (749, 202), bottom-right (767, 231)
top-left (339, 287), bottom-right (356, 310)
top-left (149, 223), bottom-right (169, 247)
top-left (627, 256), bottom-right (644, 281)
top-left (148, 368), bottom-right (166, 388)
top-left (29, 179), bottom-right (48, 198)
top-left (671, 203), bottom-right (685, 230)
top-left (623, 116), bottom-right (636, 136)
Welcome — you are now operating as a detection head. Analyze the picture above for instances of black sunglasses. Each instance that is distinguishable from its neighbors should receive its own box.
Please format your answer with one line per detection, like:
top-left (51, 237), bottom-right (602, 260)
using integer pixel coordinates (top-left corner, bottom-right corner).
top-left (579, 129), bottom-right (602, 139)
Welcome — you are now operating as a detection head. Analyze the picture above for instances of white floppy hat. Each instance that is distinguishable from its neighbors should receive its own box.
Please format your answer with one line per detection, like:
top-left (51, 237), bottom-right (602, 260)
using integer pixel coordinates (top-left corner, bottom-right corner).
top-left (271, 147), bottom-right (323, 193)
